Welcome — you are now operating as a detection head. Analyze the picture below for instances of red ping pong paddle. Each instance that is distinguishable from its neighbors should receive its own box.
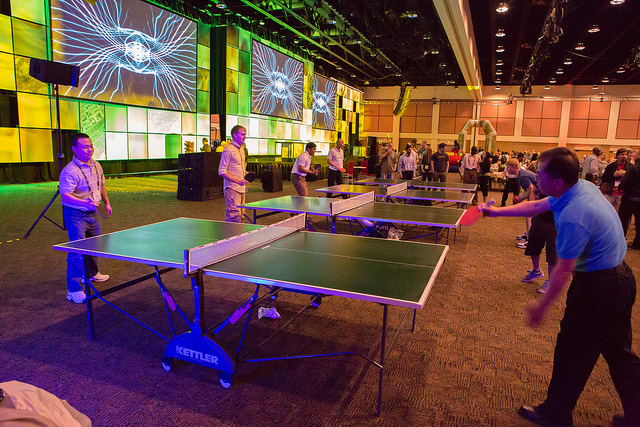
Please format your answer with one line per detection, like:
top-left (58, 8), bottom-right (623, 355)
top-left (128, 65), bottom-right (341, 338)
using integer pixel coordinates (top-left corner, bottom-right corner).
top-left (513, 195), bottom-right (521, 204)
top-left (339, 167), bottom-right (346, 173)
top-left (459, 200), bottom-right (495, 226)
top-left (244, 171), bottom-right (257, 183)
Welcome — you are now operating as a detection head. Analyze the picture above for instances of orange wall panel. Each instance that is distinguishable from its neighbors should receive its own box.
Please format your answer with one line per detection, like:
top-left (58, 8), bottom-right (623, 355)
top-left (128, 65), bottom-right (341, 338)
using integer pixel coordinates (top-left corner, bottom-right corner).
top-left (439, 102), bottom-right (457, 117)
top-left (588, 101), bottom-right (611, 120)
top-left (499, 102), bottom-right (516, 118)
top-left (480, 104), bottom-right (498, 117)
top-left (403, 103), bottom-right (417, 117)
top-left (615, 120), bottom-right (638, 139)
top-left (400, 116), bottom-right (416, 133)
top-left (415, 103), bottom-right (433, 117)
top-left (363, 116), bottom-right (378, 132)
top-left (379, 104), bottom-right (395, 116)
top-left (378, 115), bottom-right (394, 132)
top-left (364, 104), bottom-right (379, 116)
top-left (570, 101), bottom-right (590, 119)
top-left (496, 118), bottom-right (515, 136)
top-left (619, 101), bottom-right (640, 120)
top-left (415, 117), bottom-right (432, 133)
top-left (524, 100), bottom-right (543, 118)
top-left (542, 101), bottom-right (562, 119)
top-left (438, 116), bottom-right (456, 134)
top-left (456, 102), bottom-right (473, 117)
top-left (455, 117), bottom-right (470, 133)
top-left (567, 119), bottom-right (588, 138)
top-left (522, 118), bottom-right (541, 136)
top-left (586, 119), bottom-right (608, 138)
top-left (540, 119), bottom-right (561, 137)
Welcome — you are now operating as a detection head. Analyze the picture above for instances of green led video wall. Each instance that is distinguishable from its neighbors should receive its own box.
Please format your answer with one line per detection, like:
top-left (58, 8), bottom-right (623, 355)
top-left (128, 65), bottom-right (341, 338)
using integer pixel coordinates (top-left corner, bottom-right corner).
top-left (0, 0), bottom-right (211, 163)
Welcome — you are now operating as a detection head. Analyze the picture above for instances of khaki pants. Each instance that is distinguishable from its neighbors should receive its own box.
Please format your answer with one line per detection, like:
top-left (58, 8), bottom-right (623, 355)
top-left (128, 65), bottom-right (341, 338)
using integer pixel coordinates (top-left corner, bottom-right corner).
top-left (224, 188), bottom-right (245, 222)
top-left (291, 173), bottom-right (308, 196)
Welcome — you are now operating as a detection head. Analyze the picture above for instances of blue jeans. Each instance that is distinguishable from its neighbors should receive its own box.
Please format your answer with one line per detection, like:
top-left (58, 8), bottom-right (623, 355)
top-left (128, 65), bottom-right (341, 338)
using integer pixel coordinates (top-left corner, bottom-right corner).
top-left (63, 206), bottom-right (101, 292)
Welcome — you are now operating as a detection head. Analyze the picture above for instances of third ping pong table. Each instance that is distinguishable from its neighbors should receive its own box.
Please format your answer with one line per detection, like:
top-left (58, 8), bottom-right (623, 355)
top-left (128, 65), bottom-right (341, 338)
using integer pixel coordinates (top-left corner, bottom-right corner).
top-left (317, 181), bottom-right (475, 205)
top-left (356, 177), bottom-right (478, 192)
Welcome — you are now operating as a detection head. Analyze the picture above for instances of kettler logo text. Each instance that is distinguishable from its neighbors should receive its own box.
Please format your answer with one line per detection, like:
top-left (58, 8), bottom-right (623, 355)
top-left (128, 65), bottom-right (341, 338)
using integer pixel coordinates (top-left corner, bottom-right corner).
top-left (176, 346), bottom-right (219, 365)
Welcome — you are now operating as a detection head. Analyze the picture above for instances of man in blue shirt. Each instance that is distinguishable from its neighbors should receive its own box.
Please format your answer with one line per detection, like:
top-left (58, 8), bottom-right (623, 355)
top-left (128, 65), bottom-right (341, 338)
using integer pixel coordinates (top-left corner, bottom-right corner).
top-left (480, 147), bottom-right (639, 427)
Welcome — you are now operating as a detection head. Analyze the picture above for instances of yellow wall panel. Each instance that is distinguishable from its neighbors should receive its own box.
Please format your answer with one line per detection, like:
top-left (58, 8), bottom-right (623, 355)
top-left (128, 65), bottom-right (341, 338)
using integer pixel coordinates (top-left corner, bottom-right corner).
top-left (20, 128), bottom-right (53, 162)
top-left (0, 52), bottom-right (16, 91)
top-left (11, 0), bottom-right (47, 25)
top-left (0, 128), bottom-right (21, 162)
top-left (51, 99), bottom-right (80, 130)
top-left (0, 15), bottom-right (13, 53)
top-left (12, 19), bottom-right (47, 59)
top-left (18, 92), bottom-right (51, 128)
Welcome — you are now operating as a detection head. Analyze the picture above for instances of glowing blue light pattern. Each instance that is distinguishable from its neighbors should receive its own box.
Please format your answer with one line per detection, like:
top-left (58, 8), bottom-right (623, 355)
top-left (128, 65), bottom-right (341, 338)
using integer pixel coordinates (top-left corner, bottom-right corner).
top-left (51, 0), bottom-right (197, 112)
top-left (312, 74), bottom-right (336, 130)
top-left (251, 40), bottom-right (303, 121)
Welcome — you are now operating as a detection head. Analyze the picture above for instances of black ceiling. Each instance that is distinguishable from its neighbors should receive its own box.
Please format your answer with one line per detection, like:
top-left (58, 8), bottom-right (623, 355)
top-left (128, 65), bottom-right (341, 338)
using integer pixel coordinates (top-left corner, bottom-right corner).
top-left (164, 0), bottom-right (640, 93)
top-left (470, 0), bottom-right (640, 94)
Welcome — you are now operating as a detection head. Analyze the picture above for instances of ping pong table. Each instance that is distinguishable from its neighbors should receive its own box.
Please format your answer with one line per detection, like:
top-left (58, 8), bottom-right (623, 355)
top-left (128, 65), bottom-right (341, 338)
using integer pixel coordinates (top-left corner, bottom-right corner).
top-left (53, 215), bottom-right (448, 416)
top-left (240, 192), bottom-right (464, 243)
top-left (316, 181), bottom-right (475, 205)
top-left (356, 177), bottom-right (478, 192)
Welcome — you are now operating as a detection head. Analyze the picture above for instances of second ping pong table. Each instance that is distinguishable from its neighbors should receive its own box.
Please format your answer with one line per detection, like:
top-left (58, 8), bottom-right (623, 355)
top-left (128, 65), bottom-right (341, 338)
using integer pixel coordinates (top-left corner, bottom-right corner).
top-left (53, 215), bottom-right (448, 416)
top-left (317, 181), bottom-right (475, 205)
top-left (240, 192), bottom-right (464, 243)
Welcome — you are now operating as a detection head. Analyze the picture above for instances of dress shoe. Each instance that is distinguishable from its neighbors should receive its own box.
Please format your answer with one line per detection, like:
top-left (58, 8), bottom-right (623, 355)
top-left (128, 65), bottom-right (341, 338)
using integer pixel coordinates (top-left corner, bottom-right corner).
top-left (518, 405), bottom-right (572, 427)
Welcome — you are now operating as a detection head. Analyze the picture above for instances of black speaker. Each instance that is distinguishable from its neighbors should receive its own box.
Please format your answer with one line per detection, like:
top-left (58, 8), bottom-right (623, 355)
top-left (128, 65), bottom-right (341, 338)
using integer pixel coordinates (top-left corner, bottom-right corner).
top-left (177, 169), bottom-right (223, 201)
top-left (29, 58), bottom-right (80, 87)
top-left (262, 169), bottom-right (283, 193)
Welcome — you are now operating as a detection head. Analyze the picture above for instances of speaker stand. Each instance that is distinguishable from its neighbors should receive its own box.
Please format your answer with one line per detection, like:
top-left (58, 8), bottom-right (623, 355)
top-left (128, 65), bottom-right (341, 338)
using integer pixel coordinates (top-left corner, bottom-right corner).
top-left (24, 83), bottom-right (66, 238)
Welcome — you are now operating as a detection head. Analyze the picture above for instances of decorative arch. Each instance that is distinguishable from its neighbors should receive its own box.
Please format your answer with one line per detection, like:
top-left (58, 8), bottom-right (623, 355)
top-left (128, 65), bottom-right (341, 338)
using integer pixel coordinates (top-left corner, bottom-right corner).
top-left (457, 120), bottom-right (497, 153)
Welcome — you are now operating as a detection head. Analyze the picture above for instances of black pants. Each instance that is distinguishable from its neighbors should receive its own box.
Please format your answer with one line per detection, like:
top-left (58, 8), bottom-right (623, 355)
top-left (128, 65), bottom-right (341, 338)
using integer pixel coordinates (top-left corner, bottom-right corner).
top-left (326, 168), bottom-right (347, 198)
top-left (501, 178), bottom-right (519, 206)
top-left (537, 263), bottom-right (640, 424)
top-left (478, 175), bottom-right (491, 197)
top-left (619, 199), bottom-right (640, 248)
top-left (401, 171), bottom-right (414, 180)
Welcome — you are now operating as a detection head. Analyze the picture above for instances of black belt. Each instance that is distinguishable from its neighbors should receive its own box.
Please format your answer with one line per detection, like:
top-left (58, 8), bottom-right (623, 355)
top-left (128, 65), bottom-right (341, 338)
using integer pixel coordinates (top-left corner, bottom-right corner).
top-left (574, 262), bottom-right (627, 278)
top-left (65, 206), bottom-right (96, 215)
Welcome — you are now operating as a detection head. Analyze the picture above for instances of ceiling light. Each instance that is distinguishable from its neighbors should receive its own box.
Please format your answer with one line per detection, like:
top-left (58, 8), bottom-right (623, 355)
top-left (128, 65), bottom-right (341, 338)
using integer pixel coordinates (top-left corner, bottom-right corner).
top-left (496, 3), bottom-right (508, 13)
top-left (588, 24), bottom-right (600, 33)
top-left (564, 57), bottom-right (573, 65)
top-left (495, 85), bottom-right (501, 90)
top-left (602, 76), bottom-right (609, 83)
top-left (495, 78), bottom-right (501, 84)
top-left (216, 0), bottom-right (227, 9)
top-left (610, 0), bottom-right (625, 4)
top-left (439, 62), bottom-right (447, 68)
top-left (592, 84), bottom-right (599, 90)
top-left (496, 28), bottom-right (506, 37)
top-left (544, 85), bottom-right (550, 90)
top-left (259, 19), bottom-right (265, 25)
top-left (385, 64), bottom-right (392, 68)
top-left (496, 45), bottom-right (505, 53)
top-left (395, 73), bottom-right (402, 76)
top-left (617, 67), bottom-right (626, 73)
top-left (403, 10), bottom-right (418, 18)
top-left (293, 39), bottom-right (299, 44)
top-left (549, 77), bottom-right (557, 83)
top-left (351, 74), bottom-right (356, 78)
top-left (575, 42), bottom-right (585, 50)
top-left (430, 48), bottom-right (439, 54)
top-left (496, 69), bottom-right (503, 75)
top-left (556, 68), bottom-right (564, 74)
top-left (336, 66), bottom-right (342, 70)
top-left (327, 18), bottom-right (337, 24)
top-left (364, 81), bottom-right (370, 85)
top-left (496, 59), bottom-right (504, 66)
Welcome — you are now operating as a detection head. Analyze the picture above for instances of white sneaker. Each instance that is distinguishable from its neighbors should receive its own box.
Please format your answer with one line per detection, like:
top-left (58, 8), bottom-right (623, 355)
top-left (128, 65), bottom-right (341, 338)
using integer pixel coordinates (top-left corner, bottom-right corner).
top-left (516, 240), bottom-right (527, 249)
top-left (66, 290), bottom-right (87, 303)
top-left (90, 272), bottom-right (109, 282)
